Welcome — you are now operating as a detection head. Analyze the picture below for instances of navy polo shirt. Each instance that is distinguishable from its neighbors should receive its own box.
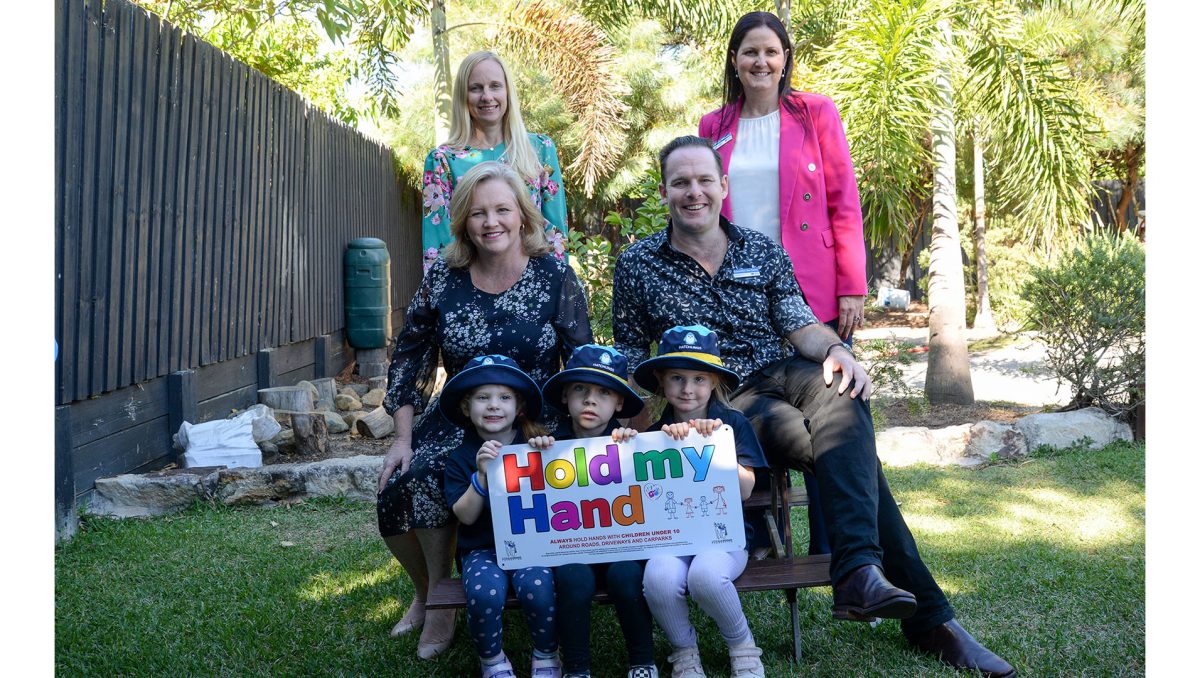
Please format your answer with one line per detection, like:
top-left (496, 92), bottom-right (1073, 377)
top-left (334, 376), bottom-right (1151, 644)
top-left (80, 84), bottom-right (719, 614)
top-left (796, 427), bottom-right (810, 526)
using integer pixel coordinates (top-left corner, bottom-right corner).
top-left (443, 428), bottom-right (530, 555)
top-left (651, 399), bottom-right (769, 548)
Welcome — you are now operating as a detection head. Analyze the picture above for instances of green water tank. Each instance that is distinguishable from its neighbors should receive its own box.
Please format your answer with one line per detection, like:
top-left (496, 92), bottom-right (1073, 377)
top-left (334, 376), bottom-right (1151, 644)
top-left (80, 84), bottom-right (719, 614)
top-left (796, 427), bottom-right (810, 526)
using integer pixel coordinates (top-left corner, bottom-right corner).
top-left (344, 237), bottom-right (392, 349)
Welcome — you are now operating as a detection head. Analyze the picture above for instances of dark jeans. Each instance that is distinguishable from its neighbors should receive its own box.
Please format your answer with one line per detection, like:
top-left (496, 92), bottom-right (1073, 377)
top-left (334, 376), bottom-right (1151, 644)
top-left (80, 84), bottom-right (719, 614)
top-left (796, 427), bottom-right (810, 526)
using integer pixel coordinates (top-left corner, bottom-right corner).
top-left (731, 355), bottom-right (954, 634)
top-left (803, 319), bottom-right (854, 555)
top-left (555, 561), bottom-right (654, 672)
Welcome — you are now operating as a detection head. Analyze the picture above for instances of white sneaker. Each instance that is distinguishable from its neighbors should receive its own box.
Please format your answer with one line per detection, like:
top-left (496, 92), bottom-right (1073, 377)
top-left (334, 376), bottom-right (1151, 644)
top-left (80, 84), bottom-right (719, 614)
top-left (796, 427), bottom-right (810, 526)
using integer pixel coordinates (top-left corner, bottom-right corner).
top-left (627, 665), bottom-right (660, 678)
top-left (481, 654), bottom-right (517, 678)
top-left (728, 644), bottom-right (765, 678)
top-left (532, 653), bottom-right (563, 678)
top-left (667, 647), bottom-right (706, 678)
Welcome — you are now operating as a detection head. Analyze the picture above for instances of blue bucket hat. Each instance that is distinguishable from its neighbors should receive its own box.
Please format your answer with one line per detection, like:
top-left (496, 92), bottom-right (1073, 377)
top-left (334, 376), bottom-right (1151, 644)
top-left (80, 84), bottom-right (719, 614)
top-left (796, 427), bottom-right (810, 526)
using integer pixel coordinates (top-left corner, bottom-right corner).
top-left (542, 344), bottom-right (645, 419)
top-left (438, 354), bottom-right (542, 428)
top-left (633, 325), bottom-right (741, 393)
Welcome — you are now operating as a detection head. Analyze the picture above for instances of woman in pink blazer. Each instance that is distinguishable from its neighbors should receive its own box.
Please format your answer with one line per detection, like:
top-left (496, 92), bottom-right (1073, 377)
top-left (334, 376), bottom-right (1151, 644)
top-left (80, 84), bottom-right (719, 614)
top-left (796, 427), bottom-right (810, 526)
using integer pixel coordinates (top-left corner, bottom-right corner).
top-left (699, 11), bottom-right (869, 557)
top-left (699, 12), bottom-right (868, 341)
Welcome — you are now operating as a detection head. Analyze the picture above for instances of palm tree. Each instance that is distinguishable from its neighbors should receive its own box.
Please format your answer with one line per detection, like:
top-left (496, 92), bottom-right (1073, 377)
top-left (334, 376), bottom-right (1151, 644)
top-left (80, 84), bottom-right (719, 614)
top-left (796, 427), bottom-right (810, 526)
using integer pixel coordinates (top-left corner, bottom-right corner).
top-left (810, 0), bottom-right (1099, 404)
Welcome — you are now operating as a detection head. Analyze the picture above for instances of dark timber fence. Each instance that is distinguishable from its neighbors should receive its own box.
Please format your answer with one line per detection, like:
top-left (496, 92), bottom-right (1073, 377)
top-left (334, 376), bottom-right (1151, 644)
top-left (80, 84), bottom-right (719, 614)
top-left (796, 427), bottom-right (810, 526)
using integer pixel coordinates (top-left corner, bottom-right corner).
top-left (55, 0), bottom-right (422, 534)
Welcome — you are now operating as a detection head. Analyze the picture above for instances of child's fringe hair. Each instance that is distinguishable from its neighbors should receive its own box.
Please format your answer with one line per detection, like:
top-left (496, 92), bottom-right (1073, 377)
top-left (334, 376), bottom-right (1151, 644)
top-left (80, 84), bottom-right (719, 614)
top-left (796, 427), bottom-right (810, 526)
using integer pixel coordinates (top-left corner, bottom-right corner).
top-left (461, 385), bottom-right (548, 440)
top-left (652, 368), bottom-right (732, 412)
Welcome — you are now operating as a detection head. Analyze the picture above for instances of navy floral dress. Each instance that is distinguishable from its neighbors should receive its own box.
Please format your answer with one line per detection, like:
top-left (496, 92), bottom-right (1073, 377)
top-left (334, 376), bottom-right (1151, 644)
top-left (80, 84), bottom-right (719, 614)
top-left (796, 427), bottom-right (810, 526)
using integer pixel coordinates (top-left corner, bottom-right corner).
top-left (377, 254), bottom-right (592, 537)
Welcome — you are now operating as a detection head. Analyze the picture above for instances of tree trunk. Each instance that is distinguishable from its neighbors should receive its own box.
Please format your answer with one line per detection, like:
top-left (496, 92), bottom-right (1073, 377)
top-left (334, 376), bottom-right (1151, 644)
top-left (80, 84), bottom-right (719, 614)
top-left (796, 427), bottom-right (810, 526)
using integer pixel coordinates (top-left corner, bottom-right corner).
top-left (775, 0), bottom-right (791, 28)
top-left (924, 20), bottom-right (974, 405)
top-left (432, 0), bottom-right (452, 144)
top-left (1113, 141), bottom-right (1143, 234)
top-left (972, 129), bottom-right (995, 331)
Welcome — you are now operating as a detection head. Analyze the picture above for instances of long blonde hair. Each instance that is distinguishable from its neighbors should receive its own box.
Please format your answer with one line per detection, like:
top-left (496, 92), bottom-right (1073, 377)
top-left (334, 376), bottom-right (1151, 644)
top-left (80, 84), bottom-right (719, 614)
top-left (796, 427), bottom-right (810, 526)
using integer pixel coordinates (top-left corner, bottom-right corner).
top-left (446, 51), bottom-right (543, 183)
top-left (443, 161), bottom-right (552, 268)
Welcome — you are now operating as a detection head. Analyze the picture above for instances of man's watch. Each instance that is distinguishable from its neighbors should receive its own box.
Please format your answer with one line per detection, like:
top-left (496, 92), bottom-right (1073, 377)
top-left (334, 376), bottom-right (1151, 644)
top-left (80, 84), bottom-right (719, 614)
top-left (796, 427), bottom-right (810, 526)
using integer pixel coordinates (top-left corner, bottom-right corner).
top-left (824, 342), bottom-right (847, 360)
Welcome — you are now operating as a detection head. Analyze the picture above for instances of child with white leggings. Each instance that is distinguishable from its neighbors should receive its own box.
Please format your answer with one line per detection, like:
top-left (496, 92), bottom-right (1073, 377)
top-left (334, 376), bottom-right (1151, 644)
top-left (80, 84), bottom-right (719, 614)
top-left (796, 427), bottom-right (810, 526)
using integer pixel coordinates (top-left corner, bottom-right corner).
top-left (633, 325), bottom-right (768, 678)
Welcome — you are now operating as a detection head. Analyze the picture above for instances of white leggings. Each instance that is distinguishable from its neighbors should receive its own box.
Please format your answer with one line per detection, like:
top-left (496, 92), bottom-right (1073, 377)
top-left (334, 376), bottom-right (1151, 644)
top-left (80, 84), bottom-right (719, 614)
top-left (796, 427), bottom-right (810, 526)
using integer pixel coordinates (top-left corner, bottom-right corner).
top-left (642, 549), bottom-right (752, 649)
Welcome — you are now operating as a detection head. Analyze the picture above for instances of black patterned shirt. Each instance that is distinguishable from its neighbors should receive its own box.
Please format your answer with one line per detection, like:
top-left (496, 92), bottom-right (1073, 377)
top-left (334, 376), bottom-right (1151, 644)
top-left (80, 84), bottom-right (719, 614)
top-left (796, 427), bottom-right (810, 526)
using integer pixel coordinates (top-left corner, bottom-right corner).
top-left (612, 217), bottom-right (818, 378)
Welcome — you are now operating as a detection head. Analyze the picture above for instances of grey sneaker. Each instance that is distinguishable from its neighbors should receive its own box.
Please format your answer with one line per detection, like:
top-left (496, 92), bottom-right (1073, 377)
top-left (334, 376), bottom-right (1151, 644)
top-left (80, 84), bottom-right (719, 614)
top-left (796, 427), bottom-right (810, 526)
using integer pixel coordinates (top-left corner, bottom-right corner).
top-left (728, 644), bottom-right (765, 678)
top-left (532, 654), bottom-right (563, 678)
top-left (667, 647), bottom-right (706, 678)
top-left (481, 654), bottom-right (517, 678)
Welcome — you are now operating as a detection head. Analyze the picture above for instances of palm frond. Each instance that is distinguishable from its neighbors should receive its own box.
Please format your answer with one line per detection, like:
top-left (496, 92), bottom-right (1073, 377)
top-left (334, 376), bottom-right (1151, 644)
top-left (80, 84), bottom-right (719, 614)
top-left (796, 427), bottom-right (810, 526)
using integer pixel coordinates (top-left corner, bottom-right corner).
top-left (497, 0), bottom-right (631, 197)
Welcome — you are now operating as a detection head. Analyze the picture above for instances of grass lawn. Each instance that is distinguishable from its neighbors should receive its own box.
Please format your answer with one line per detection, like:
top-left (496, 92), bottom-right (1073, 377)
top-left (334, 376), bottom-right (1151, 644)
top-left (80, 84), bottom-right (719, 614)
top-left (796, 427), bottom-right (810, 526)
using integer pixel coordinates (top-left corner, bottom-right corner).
top-left (56, 441), bottom-right (1144, 677)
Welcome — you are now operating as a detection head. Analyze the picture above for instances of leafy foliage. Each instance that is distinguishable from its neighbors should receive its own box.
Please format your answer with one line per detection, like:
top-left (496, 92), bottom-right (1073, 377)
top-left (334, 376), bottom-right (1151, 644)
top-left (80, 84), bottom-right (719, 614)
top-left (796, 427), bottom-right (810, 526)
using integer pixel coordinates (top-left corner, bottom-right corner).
top-left (1020, 234), bottom-right (1144, 418)
top-left (569, 169), bottom-right (666, 343)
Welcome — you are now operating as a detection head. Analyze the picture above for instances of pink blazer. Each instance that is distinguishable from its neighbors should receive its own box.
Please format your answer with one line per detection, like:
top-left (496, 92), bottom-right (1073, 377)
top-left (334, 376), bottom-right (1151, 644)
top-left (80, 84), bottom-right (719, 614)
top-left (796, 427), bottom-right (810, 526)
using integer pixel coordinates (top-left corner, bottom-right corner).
top-left (699, 92), bottom-right (867, 323)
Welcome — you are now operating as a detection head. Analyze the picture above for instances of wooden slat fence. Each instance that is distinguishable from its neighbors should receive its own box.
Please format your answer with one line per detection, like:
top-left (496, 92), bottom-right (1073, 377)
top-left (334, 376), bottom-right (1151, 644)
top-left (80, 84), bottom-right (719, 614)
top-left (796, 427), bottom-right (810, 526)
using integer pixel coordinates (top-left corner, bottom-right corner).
top-left (55, 0), bottom-right (421, 407)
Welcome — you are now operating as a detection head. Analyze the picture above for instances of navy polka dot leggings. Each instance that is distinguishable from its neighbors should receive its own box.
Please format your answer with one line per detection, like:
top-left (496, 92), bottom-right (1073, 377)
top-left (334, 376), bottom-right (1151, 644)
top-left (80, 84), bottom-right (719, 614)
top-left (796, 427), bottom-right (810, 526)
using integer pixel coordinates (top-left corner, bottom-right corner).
top-left (462, 548), bottom-right (558, 659)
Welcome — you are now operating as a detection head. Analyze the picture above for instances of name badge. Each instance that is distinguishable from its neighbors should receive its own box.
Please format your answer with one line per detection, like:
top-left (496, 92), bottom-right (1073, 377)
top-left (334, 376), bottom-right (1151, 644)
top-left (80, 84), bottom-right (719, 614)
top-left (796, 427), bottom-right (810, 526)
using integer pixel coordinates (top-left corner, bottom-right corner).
top-left (732, 267), bottom-right (760, 279)
top-left (712, 132), bottom-right (733, 150)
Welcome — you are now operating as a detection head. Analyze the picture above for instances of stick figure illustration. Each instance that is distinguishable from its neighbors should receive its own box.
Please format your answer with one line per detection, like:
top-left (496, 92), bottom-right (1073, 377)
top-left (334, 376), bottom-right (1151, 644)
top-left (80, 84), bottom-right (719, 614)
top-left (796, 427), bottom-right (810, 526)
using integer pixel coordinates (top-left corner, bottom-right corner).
top-left (683, 497), bottom-right (695, 518)
top-left (699, 495), bottom-right (710, 517)
top-left (664, 491), bottom-right (679, 519)
top-left (712, 485), bottom-right (728, 516)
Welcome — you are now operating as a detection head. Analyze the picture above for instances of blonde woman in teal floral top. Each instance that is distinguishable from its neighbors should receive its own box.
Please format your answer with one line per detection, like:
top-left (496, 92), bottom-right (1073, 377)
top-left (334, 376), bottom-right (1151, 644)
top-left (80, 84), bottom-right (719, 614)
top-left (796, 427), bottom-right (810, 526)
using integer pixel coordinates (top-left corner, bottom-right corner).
top-left (422, 51), bottom-right (568, 272)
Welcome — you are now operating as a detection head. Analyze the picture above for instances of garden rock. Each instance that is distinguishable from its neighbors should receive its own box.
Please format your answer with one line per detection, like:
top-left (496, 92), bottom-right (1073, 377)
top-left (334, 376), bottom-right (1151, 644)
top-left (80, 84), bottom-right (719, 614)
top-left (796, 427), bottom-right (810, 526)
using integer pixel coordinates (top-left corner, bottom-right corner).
top-left (1015, 407), bottom-right (1132, 450)
top-left (301, 456), bottom-right (384, 501)
top-left (91, 468), bottom-right (221, 517)
top-left (296, 380), bottom-right (320, 402)
top-left (876, 424), bottom-right (973, 467)
top-left (964, 421), bottom-right (1028, 461)
top-left (362, 388), bottom-right (385, 408)
top-left (335, 393), bottom-right (362, 411)
top-left (369, 376), bottom-right (387, 392)
top-left (347, 383), bottom-right (370, 397)
top-left (215, 467), bottom-right (306, 504)
top-left (323, 410), bottom-right (350, 434)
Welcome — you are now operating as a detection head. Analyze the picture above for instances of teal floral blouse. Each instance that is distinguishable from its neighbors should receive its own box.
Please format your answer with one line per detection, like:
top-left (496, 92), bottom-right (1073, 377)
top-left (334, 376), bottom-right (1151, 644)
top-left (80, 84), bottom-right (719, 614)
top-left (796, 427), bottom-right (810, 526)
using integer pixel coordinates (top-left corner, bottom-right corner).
top-left (421, 132), bottom-right (568, 271)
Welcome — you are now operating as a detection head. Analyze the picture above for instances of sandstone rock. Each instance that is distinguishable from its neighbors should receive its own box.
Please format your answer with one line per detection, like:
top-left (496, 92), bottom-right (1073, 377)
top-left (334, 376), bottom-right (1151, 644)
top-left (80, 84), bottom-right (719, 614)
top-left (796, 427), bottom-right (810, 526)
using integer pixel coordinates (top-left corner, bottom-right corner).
top-left (301, 455), bottom-right (385, 502)
top-left (259, 441), bottom-right (279, 456)
top-left (964, 421), bottom-right (1027, 462)
top-left (368, 376), bottom-right (388, 392)
top-left (362, 388), bottom-right (386, 408)
top-left (876, 424), bottom-right (972, 467)
top-left (335, 393), bottom-right (362, 411)
top-left (215, 466), bottom-right (305, 505)
top-left (90, 468), bottom-right (220, 517)
top-left (347, 382), bottom-right (370, 396)
top-left (1015, 407), bottom-right (1132, 451)
top-left (323, 410), bottom-right (350, 434)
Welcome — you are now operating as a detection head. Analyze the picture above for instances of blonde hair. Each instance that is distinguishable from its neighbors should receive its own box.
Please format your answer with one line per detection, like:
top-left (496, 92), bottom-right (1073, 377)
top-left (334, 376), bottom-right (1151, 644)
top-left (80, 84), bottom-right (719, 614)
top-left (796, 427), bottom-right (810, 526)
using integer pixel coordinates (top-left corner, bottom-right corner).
top-left (653, 368), bottom-right (732, 411)
top-left (446, 51), bottom-right (543, 182)
top-left (443, 161), bottom-right (552, 268)
top-left (459, 384), bottom-right (549, 440)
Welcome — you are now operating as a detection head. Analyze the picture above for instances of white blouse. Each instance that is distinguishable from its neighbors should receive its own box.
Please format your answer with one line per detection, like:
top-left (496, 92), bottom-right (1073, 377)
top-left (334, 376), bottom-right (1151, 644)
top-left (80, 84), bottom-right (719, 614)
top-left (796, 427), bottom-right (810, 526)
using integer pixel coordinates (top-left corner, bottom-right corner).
top-left (727, 109), bottom-right (782, 245)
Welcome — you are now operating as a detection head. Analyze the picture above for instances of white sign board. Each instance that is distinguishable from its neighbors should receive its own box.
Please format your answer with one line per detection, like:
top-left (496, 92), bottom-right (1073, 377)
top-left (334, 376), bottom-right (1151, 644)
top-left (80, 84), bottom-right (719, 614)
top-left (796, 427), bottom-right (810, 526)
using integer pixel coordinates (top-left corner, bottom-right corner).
top-left (485, 427), bottom-right (744, 569)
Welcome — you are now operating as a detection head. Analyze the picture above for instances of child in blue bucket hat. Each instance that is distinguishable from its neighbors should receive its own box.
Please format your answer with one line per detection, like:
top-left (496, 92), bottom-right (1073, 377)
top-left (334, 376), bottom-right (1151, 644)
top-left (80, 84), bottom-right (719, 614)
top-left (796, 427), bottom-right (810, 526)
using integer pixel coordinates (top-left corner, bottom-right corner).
top-left (634, 325), bottom-right (769, 678)
top-left (533, 345), bottom-right (659, 678)
top-left (439, 354), bottom-right (562, 678)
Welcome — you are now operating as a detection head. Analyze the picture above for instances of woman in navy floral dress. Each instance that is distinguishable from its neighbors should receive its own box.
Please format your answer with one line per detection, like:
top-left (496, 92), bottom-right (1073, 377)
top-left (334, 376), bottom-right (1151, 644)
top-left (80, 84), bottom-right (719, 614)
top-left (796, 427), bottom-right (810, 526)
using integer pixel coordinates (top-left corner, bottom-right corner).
top-left (376, 161), bottom-right (592, 659)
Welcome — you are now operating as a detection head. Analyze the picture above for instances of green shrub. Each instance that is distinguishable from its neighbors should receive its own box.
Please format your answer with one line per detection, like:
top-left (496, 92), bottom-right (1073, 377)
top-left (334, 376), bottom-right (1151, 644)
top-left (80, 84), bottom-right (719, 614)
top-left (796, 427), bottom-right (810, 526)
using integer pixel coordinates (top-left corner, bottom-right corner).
top-left (570, 169), bottom-right (666, 343)
top-left (1020, 234), bottom-right (1145, 418)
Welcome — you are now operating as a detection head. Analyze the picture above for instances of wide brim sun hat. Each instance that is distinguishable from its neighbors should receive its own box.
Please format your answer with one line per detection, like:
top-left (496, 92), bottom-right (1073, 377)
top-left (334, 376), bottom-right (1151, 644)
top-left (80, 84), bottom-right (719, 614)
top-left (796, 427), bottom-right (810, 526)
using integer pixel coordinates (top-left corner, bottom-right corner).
top-left (632, 324), bottom-right (741, 393)
top-left (542, 344), bottom-right (644, 419)
top-left (438, 354), bottom-right (542, 428)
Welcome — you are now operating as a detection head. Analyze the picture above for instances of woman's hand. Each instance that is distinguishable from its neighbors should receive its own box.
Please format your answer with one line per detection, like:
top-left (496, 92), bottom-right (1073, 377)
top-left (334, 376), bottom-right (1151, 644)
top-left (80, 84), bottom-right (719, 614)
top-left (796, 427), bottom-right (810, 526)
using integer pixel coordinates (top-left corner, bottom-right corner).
top-left (527, 435), bottom-right (556, 450)
top-left (689, 418), bottom-right (723, 436)
top-left (611, 428), bottom-right (639, 443)
top-left (476, 440), bottom-right (504, 480)
top-left (378, 441), bottom-right (414, 494)
top-left (837, 295), bottom-right (867, 340)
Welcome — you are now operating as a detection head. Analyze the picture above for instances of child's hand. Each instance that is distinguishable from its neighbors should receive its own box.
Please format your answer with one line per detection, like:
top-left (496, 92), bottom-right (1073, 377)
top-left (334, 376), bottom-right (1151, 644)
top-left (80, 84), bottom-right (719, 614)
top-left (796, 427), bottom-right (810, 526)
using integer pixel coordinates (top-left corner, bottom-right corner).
top-left (527, 435), bottom-right (556, 450)
top-left (611, 427), bottom-right (639, 443)
top-left (476, 440), bottom-right (503, 477)
top-left (661, 422), bottom-right (691, 440)
top-left (689, 418), bottom-right (723, 436)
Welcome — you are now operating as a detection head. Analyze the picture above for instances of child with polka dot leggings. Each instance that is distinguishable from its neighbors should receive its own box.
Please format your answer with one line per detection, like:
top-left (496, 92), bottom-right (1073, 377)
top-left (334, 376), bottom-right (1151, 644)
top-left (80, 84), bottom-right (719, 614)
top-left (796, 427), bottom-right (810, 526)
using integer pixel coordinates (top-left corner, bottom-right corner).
top-left (440, 355), bottom-right (562, 677)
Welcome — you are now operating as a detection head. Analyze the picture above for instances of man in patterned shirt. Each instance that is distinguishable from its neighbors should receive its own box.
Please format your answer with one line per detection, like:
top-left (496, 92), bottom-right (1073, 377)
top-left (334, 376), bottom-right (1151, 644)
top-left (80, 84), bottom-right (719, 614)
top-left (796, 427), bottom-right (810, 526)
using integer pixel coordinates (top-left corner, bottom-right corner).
top-left (611, 136), bottom-right (1014, 677)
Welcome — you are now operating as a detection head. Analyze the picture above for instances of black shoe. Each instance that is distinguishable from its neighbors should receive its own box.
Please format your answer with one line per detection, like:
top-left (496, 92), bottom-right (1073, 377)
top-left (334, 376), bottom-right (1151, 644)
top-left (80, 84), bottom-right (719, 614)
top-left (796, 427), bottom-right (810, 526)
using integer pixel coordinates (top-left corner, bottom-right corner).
top-left (832, 564), bottom-right (917, 621)
top-left (905, 619), bottom-right (1015, 677)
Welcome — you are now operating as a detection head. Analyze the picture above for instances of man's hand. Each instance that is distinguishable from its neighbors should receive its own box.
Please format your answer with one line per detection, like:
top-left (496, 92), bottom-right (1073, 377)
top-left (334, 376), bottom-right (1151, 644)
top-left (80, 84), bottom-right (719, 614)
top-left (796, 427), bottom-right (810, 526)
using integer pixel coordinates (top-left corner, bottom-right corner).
top-left (823, 345), bottom-right (873, 400)
top-left (378, 441), bottom-right (414, 493)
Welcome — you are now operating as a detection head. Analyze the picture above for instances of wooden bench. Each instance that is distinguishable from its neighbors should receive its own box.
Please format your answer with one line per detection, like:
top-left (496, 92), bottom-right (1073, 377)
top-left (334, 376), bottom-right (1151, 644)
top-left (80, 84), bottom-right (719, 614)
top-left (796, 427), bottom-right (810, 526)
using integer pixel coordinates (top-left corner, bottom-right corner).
top-left (426, 468), bottom-right (831, 661)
